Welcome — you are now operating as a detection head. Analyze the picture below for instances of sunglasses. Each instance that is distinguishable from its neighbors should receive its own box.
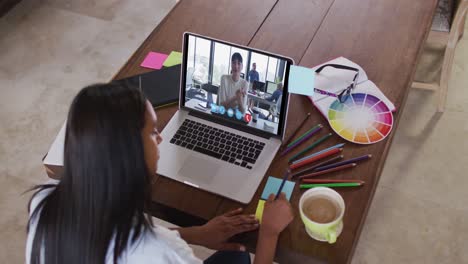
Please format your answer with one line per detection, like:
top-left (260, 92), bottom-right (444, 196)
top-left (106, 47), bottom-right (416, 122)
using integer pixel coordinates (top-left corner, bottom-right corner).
top-left (313, 64), bottom-right (359, 103)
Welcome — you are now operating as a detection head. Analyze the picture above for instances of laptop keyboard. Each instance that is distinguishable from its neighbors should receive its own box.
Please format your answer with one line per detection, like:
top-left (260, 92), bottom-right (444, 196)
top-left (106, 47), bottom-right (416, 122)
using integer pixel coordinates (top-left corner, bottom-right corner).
top-left (169, 119), bottom-right (265, 169)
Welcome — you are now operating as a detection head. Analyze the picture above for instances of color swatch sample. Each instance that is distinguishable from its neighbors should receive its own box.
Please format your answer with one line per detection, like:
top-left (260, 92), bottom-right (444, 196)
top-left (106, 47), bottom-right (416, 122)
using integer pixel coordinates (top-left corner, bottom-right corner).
top-left (255, 176), bottom-right (296, 223)
top-left (288, 65), bottom-right (315, 96)
top-left (260, 176), bottom-right (295, 201)
top-left (255, 200), bottom-right (266, 223)
top-left (328, 93), bottom-right (393, 144)
top-left (140, 51), bottom-right (168, 70)
top-left (163, 51), bottom-right (183, 67)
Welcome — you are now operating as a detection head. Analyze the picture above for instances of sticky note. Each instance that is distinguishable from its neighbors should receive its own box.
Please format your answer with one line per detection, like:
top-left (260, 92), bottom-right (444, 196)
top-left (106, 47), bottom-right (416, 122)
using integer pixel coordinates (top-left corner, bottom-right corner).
top-left (288, 65), bottom-right (315, 96)
top-left (163, 51), bottom-right (183, 67)
top-left (140, 51), bottom-right (168, 70)
top-left (261, 176), bottom-right (295, 201)
top-left (255, 200), bottom-right (266, 223)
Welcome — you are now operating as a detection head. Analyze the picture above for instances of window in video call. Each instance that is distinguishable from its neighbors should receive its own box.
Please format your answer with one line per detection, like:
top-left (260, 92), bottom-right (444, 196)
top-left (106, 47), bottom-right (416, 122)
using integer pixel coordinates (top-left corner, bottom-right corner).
top-left (183, 35), bottom-right (290, 136)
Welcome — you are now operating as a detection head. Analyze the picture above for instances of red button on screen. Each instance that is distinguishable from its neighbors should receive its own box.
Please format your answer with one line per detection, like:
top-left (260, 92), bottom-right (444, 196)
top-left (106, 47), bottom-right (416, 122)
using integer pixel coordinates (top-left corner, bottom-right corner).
top-left (244, 113), bottom-right (252, 123)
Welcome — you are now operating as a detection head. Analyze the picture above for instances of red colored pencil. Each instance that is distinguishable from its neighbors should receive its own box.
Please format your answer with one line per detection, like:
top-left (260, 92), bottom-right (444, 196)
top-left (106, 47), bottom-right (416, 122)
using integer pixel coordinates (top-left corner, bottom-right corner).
top-left (301, 179), bottom-right (364, 184)
top-left (289, 148), bottom-right (343, 170)
top-left (290, 155), bottom-right (344, 178)
top-left (298, 163), bottom-right (357, 179)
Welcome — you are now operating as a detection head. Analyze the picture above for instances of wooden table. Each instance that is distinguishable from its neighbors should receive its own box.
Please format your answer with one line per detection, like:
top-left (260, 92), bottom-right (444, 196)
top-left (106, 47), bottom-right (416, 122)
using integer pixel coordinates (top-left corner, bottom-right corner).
top-left (46, 0), bottom-right (438, 263)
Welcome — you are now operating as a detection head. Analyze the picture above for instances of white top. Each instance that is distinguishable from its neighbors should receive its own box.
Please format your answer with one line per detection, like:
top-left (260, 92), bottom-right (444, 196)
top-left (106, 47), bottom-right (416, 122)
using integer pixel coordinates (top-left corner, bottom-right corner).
top-left (217, 75), bottom-right (248, 111)
top-left (26, 183), bottom-right (203, 264)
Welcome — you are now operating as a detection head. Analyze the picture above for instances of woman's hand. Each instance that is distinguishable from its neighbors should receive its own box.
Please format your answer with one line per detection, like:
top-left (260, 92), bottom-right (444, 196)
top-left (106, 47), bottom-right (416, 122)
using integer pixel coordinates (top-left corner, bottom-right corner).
top-left (197, 208), bottom-right (259, 251)
top-left (260, 193), bottom-right (294, 237)
top-left (235, 89), bottom-right (247, 113)
top-left (253, 193), bottom-right (294, 264)
top-left (235, 89), bottom-right (245, 105)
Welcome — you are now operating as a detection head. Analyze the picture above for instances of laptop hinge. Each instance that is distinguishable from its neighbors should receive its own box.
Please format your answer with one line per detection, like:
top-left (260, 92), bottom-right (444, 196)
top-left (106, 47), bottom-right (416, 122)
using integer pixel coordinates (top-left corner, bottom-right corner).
top-left (188, 110), bottom-right (273, 139)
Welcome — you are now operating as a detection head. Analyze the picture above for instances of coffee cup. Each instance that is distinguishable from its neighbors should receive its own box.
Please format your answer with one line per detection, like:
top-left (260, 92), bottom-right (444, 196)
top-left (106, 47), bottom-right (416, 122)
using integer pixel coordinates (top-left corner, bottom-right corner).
top-left (299, 187), bottom-right (345, 243)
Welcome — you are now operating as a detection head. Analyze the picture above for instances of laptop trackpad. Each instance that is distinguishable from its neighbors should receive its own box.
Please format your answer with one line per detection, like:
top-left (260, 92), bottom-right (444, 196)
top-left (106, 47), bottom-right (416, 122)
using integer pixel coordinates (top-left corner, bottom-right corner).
top-left (178, 156), bottom-right (219, 184)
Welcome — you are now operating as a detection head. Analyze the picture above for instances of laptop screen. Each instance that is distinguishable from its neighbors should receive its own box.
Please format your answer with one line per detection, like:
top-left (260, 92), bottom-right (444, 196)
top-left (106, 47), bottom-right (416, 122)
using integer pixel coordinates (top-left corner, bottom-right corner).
top-left (181, 33), bottom-right (292, 137)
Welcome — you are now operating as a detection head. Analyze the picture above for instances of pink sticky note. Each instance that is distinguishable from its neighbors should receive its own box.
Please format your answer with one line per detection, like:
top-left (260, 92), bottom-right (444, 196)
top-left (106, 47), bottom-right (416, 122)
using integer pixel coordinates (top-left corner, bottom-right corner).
top-left (140, 52), bottom-right (168, 70)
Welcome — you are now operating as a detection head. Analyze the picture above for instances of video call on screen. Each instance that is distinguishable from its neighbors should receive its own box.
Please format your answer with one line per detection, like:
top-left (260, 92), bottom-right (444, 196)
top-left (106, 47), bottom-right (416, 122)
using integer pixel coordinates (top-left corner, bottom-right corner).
top-left (184, 35), bottom-right (288, 135)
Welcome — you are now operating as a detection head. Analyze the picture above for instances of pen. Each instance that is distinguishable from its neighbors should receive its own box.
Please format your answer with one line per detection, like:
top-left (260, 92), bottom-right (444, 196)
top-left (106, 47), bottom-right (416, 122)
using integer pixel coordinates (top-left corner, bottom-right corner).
top-left (275, 169), bottom-right (291, 199)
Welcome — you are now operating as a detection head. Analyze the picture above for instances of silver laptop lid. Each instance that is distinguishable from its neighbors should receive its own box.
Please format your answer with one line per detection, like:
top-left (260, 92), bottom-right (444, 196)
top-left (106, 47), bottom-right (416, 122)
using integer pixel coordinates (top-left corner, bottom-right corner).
top-left (179, 32), bottom-right (294, 141)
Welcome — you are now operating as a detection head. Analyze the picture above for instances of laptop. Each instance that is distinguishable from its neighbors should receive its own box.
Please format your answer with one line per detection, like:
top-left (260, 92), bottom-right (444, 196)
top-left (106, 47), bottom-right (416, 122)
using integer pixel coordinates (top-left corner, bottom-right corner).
top-left (157, 32), bottom-right (294, 204)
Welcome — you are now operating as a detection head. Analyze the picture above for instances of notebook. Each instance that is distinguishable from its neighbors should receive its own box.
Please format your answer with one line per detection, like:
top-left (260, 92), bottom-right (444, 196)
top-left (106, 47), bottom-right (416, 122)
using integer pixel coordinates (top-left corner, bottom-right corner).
top-left (116, 64), bottom-right (180, 108)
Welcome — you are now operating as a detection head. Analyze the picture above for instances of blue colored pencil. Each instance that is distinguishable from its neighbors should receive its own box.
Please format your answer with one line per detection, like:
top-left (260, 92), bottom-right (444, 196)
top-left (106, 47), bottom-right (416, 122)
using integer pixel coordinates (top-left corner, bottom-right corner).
top-left (314, 154), bottom-right (372, 172)
top-left (275, 169), bottom-right (291, 200)
top-left (280, 125), bottom-right (323, 156)
top-left (291, 143), bottom-right (346, 164)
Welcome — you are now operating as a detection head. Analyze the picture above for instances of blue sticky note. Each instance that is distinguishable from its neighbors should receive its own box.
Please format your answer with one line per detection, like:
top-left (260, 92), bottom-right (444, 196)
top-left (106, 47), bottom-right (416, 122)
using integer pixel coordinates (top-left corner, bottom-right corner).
top-left (261, 176), bottom-right (295, 201)
top-left (288, 65), bottom-right (315, 96)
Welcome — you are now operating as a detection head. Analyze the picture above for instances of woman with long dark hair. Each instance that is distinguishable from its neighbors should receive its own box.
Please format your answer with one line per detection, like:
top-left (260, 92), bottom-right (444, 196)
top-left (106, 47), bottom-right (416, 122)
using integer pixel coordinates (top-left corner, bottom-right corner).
top-left (26, 82), bottom-right (293, 264)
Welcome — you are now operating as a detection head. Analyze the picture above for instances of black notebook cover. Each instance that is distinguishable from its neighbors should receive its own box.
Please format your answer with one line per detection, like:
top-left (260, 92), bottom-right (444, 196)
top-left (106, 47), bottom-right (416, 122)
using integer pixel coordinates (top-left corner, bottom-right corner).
top-left (116, 64), bottom-right (180, 108)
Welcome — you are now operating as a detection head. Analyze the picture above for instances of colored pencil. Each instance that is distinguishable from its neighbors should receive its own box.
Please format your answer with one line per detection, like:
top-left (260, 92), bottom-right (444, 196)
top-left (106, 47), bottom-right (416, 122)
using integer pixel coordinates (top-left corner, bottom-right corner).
top-left (290, 155), bottom-right (344, 178)
top-left (290, 148), bottom-right (343, 170)
top-left (301, 179), bottom-right (364, 184)
top-left (298, 163), bottom-right (357, 179)
top-left (291, 143), bottom-right (346, 165)
top-left (314, 154), bottom-right (372, 172)
top-left (300, 182), bottom-right (363, 189)
top-left (280, 125), bottom-right (322, 156)
top-left (288, 133), bottom-right (332, 162)
top-left (275, 169), bottom-right (291, 199)
top-left (282, 112), bottom-right (311, 147)
top-left (287, 124), bottom-right (321, 148)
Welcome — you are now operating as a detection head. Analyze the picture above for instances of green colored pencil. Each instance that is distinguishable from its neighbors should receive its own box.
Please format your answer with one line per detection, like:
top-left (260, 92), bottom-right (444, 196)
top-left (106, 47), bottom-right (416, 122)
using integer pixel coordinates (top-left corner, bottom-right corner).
top-left (287, 124), bottom-right (322, 147)
top-left (288, 133), bottom-right (332, 162)
top-left (300, 182), bottom-right (363, 188)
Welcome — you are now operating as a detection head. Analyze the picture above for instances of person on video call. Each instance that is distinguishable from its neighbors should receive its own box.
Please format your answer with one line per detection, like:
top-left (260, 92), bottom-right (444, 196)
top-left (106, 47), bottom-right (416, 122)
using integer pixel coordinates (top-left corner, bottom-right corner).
top-left (247, 63), bottom-right (259, 82)
top-left (217, 52), bottom-right (248, 113)
top-left (250, 83), bottom-right (283, 121)
top-left (265, 83), bottom-right (283, 103)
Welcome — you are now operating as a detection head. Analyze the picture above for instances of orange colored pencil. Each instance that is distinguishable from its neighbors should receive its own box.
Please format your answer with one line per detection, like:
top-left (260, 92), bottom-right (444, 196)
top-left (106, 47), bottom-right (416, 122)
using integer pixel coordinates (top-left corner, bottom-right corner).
top-left (289, 148), bottom-right (343, 170)
top-left (298, 163), bottom-right (357, 179)
top-left (301, 179), bottom-right (364, 184)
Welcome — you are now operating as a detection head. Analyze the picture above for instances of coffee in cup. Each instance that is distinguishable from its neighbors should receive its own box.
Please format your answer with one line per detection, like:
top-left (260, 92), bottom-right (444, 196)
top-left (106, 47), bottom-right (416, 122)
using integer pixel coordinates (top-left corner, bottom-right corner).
top-left (299, 187), bottom-right (345, 243)
top-left (302, 196), bottom-right (340, 224)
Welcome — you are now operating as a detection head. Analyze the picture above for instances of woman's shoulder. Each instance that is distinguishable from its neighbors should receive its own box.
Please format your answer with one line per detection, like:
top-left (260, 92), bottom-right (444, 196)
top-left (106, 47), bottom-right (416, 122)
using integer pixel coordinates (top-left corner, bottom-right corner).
top-left (121, 225), bottom-right (202, 264)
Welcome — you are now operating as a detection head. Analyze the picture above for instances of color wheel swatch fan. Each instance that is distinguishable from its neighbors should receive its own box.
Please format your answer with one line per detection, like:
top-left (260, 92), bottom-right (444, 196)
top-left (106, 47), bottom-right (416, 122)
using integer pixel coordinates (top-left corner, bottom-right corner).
top-left (328, 93), bottom-right (393, 144)
top-left (308, 57), bottom-right (396, 145)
